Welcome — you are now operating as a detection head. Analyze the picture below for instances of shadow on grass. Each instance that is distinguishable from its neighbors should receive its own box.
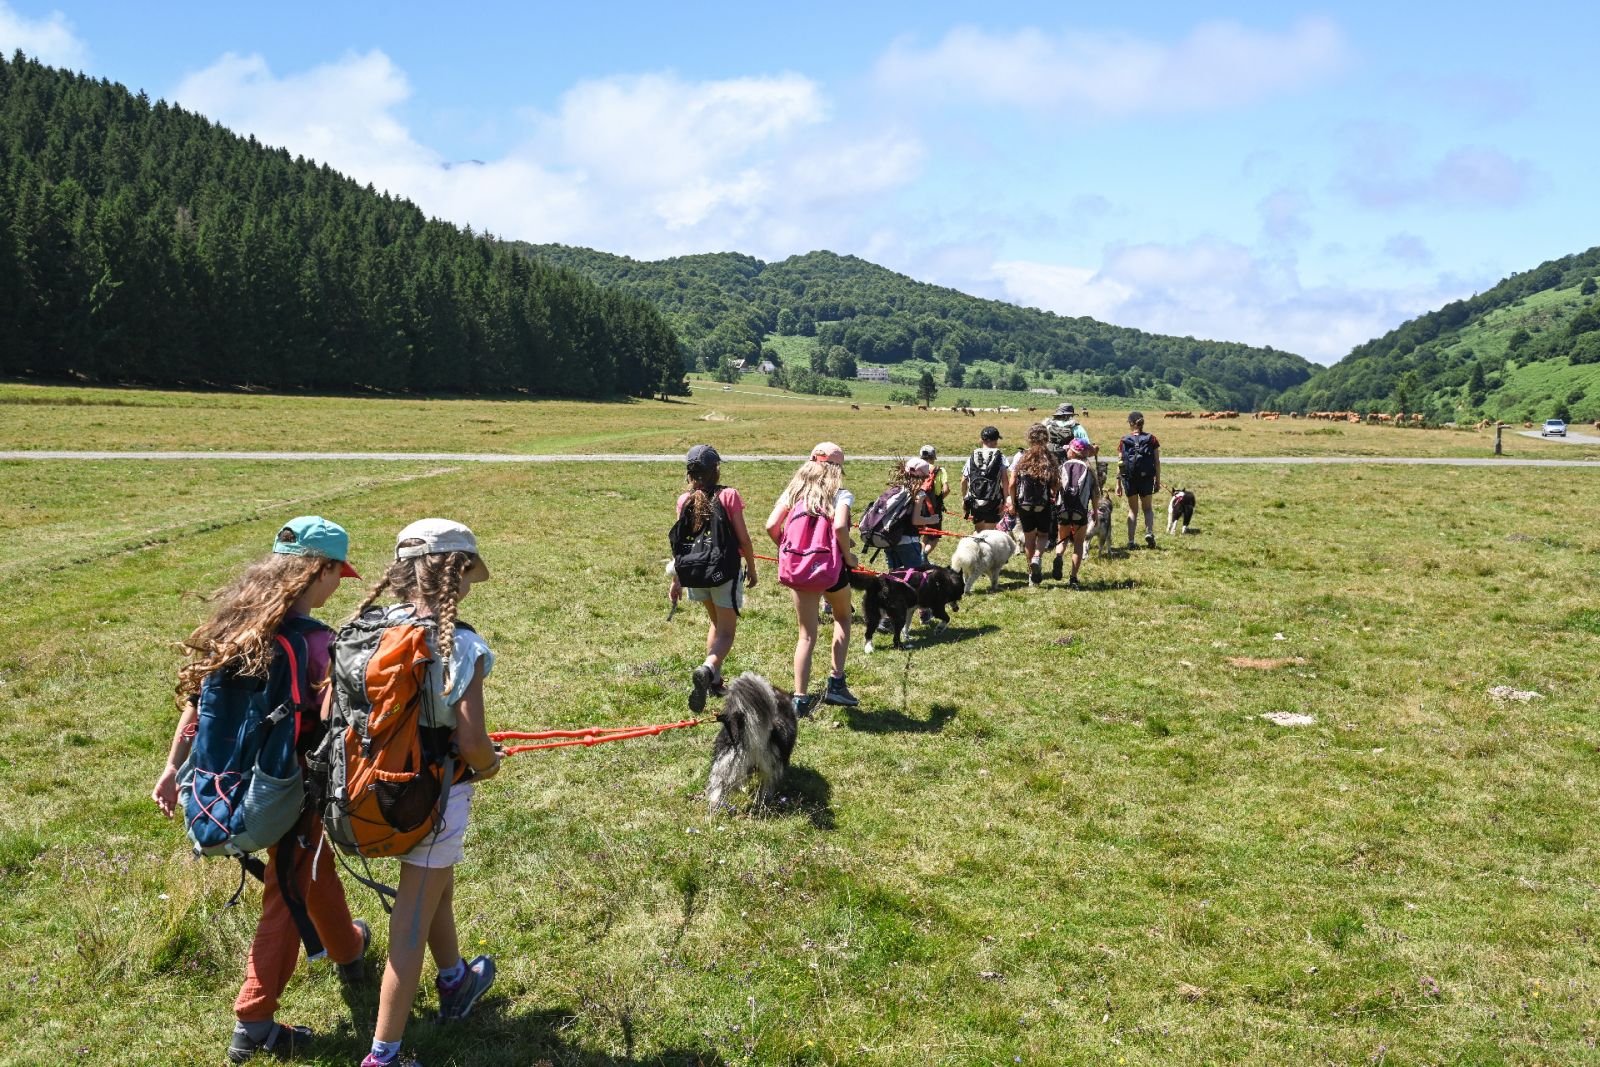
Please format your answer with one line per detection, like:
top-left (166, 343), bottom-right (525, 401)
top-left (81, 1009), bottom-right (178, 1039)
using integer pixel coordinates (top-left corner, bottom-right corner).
top-left (1076, 577), bottom-right (1137, 591)
top-left (907, 622), bottom-right (999, 648)
top-left (842, 701), bottom-right (956, 736)
top-left (768, 764), bottom-right (835, 830)
top-left (427, 1005), bottom-right (726, 1067)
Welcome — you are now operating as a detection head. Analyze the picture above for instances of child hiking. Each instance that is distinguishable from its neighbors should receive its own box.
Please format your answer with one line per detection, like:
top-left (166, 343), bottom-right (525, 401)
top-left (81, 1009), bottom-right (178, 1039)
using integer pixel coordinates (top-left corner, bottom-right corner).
top-left (669, 444), bottom-right (757, 713)
top-left (1118, 411), bottom-right (1162, 549)
top-left (1008, 424), bottom-right (1061, 586)
top-left (155, 516), bottom-right (369, 1064)
top-left (916, 444), bottom-right (950, 559)
top-left (861, 456), bottom-right (939, 571)
top-left (1055, 438), bottom-right (1099, 588)
top-left (349, 519), bottom-right (500, 1067)
top-left (961, 425), bottom-right (1010, 532)
top-left (765, 442), bottom-right (861, 715)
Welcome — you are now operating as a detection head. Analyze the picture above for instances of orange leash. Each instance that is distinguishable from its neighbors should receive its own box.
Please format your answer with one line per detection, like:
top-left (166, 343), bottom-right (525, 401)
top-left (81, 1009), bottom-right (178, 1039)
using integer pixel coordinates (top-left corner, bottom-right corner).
top-left (491, 718), bottom-right (705, 755)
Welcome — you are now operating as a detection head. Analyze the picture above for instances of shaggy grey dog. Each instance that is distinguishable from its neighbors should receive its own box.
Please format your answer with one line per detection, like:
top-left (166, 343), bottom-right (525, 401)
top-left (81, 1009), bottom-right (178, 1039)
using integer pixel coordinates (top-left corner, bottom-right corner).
top-left (706, 673), bottom-right (796, 811)
top-left (1088, 497), bottom-right (1114, 557)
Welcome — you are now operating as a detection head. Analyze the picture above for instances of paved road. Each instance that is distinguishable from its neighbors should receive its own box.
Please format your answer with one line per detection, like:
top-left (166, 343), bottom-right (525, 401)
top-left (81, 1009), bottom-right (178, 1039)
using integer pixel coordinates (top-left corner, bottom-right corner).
top-left (4, 450), bottom-right (1600, 467)
top-left (1518, 429), bottom-right (1600, 445)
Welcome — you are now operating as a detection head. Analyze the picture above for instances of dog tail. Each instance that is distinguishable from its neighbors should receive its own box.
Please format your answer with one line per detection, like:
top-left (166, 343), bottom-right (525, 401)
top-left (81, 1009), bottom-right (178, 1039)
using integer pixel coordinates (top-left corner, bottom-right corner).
top-left (950, 536), bottom-right (979, 575)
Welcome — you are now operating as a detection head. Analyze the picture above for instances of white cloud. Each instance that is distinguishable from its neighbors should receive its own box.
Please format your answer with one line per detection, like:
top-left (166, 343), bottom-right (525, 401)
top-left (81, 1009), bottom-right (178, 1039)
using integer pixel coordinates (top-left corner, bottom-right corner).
top-left (986, 237), bottom-right (1474, 364)
top-left (875, 16), bottom-right (1347, 117)
top-left (1336, 125), bottom-right (1537, 210)
top-left (170, 51), bottom-right (922, 259)
top-left (0, 1), bottom-right (87, 68)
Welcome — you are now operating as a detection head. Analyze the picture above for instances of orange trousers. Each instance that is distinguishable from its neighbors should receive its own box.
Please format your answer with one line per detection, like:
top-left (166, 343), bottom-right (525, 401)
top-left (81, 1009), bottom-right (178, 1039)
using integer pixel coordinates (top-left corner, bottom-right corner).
top-left (234, 815), bottom-right (364, 1023)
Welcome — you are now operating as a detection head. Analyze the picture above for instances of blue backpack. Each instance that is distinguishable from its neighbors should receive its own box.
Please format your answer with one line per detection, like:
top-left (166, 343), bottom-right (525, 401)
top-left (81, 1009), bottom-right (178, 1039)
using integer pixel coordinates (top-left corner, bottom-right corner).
top-left (179, 616), bottom-right (325, 858)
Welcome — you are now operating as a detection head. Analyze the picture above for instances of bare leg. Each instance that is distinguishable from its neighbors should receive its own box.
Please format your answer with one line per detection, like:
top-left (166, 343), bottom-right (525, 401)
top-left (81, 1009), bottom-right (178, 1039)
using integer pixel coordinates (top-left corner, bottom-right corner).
top-left (375, 863), bottom-right (455, 1043)
top-left (824, 586), bottom-right (852, 678)
top-left (702, 602), bottom-right (737, 677)
top-left (792, 590), bottom-right (820, 695)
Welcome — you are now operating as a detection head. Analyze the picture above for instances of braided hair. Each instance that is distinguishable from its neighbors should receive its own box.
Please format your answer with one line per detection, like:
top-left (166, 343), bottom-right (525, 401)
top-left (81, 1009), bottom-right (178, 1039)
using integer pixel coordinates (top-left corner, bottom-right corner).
top-left (353, 540), bottom-right (476, 696)
top-left (684, 461), bottom-right (721, 531)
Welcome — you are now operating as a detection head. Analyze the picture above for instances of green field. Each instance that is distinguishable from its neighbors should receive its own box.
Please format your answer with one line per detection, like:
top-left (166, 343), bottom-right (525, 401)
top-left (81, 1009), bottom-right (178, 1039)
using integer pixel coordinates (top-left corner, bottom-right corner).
top-left (3, 388), bottom-right (1600, 1065)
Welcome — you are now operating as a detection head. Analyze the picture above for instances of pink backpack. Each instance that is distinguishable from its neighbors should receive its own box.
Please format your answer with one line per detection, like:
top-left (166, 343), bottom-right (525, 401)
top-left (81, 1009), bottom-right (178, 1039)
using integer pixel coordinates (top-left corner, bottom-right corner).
top-left (778, 503), bottom-right (843, 592)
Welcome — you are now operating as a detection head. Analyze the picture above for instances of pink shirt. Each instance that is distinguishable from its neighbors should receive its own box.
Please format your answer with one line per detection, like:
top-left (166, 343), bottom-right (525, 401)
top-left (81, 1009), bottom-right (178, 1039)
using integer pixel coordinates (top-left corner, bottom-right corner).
top-left (676, 486), bottom-right (745, 518)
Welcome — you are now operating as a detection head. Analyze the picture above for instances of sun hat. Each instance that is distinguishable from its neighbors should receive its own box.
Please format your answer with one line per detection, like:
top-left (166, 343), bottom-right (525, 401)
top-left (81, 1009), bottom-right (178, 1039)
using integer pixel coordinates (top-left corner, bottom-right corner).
top-left (905, 456), bottom-right (931, 477)
top-left (1054, 402), bottom-right (1076, 418)
top-left (1068, 438), bottom-right (1090, 456)
top-left (395, 518), bottom-right (491, 582)
top-left (810, 441), bottom-right (845, 466)
top-left (980, 425), bottom-right (1001, 441)
top-left (918, 444), bottom-right (937, 459)
top-left (685, 443), bottom-right (721, 472)
top-left (273, 516), bottom-right (359, 578)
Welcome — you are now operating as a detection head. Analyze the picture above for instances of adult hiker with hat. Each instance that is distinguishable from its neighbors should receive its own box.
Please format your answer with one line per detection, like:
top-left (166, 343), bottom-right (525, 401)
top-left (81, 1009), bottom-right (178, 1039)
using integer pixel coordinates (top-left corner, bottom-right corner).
top-left (961, 425), bottom-right (1011, 532)
top-left (1043, 402), bottom-right (1095, 467)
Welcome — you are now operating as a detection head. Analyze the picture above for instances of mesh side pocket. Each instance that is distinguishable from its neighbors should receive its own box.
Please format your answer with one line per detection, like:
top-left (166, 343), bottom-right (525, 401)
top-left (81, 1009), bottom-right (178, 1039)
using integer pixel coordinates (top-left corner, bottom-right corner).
top-left (371, 769), bottom-right (440, 833)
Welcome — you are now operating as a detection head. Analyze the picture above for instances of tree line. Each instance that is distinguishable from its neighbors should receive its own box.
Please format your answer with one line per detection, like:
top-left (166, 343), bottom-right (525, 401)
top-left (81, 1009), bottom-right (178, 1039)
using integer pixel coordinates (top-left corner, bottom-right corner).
top-left (518, 245), bottom-right (1316, 410)
top-left (0, 53), bottom-right (686, 398)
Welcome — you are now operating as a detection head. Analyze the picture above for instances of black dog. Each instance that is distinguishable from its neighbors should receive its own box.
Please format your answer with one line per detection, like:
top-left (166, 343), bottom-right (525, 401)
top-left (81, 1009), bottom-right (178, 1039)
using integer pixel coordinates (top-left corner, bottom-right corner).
top-left (706, 673), bottom-right (797, 811)
top-left (852, 565), bottom-right (964, 652)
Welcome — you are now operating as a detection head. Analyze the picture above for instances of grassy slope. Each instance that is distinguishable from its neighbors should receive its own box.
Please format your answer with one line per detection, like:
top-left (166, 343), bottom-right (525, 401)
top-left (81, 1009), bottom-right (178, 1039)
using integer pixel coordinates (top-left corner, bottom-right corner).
top-left (2, 382), bottom-right (1594, 462)
top-left (2, 391), bottom-right (1600, 1064)
top-left (1433, 283), bottom-right (1600, 422)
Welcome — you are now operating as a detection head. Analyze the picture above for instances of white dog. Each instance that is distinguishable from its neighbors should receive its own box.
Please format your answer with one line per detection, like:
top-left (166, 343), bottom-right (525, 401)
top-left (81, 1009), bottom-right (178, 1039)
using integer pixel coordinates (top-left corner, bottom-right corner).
top-left (950, 529), bottom-right (1017, 593)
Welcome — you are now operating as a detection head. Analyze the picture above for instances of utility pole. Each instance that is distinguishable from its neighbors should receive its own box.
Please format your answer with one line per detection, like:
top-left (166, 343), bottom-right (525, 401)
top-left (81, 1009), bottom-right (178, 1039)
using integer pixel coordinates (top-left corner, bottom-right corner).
top-left (1494, 422), bottom-right (1504, 456)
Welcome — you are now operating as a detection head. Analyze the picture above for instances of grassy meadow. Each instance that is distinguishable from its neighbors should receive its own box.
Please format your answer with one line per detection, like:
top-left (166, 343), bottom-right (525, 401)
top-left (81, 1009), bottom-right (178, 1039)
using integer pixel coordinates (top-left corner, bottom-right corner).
top-left (2, 381), bottom-right (1596, 462)
top-left (2, 386), bottom-right (1600, 1065)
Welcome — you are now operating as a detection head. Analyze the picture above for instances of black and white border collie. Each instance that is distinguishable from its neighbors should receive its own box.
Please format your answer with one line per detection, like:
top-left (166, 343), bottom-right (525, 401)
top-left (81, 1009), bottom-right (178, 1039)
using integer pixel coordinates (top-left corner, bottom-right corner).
top-left (1167, 487), bottom-right (1197, 535)
top-left (851, 565), bottom-right (964, 652)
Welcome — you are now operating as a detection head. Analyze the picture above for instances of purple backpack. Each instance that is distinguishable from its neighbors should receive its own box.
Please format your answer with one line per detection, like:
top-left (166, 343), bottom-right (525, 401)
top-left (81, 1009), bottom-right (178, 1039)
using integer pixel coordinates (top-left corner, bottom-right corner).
top-left (778, 503), bottom-right (843, 592)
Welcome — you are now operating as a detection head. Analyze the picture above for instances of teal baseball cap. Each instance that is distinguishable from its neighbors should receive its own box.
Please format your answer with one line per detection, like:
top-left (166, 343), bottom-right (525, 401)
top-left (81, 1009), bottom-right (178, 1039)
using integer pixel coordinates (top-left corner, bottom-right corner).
top-left (272, 515), bottom-right (360, 577)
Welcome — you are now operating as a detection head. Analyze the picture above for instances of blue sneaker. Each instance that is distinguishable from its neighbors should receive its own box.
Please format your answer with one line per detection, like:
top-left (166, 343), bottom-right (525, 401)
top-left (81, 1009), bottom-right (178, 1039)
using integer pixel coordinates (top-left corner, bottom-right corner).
top-left (824, 675), bottom-right (859, 707)
top-left (437, 955), bottom-right (495, 1022)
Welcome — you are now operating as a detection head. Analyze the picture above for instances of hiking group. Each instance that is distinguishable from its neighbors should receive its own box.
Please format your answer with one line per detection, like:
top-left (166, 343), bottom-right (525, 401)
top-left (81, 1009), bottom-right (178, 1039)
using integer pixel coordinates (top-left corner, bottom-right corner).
top-left (152, 403), bottom-right (1164, 1065)
top-left (666, 404), bottom-right (1167, 713)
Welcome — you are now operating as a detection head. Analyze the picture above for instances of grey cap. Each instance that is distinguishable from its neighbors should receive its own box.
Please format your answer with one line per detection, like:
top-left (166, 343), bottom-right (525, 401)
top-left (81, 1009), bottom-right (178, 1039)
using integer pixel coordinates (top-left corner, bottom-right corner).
top-left (685, 443), bottom-right (721, 471)
top-left (919, 443), bottom-right (937, 459)
top-left (1054, 402), bottom-right (1075, 417)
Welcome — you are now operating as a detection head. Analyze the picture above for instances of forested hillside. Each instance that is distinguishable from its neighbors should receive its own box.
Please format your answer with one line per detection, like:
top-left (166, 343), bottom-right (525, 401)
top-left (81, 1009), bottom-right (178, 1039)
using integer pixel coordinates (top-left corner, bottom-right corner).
top-left (0, 54), bottom-right (685, 398)
top-left (519, 244), bottom-right (1316, 410)
top-left (1280, 246), bottom-right (1600, 423)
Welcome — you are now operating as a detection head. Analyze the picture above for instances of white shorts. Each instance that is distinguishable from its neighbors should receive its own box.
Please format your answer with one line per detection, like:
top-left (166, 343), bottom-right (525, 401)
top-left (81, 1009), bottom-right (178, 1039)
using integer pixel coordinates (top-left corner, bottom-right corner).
top-left (398, 782), bottom-right (474, 868)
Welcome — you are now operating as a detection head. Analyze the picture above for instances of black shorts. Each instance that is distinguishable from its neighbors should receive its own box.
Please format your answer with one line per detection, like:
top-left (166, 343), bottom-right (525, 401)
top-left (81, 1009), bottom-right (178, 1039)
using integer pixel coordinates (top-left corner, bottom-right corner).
top-left (826, 571), bottom-right (850, 593)
top-left (1123, 476), bottom-right (1156, 498)
top-left (968, 500), bottom-right (1002, 524)
top-left (922, 514), bottom-right (944, 535)
top-left (1057, 509), bottom-right (1088, 531)
top-left (1017, 506), bottom-right (1054, 534)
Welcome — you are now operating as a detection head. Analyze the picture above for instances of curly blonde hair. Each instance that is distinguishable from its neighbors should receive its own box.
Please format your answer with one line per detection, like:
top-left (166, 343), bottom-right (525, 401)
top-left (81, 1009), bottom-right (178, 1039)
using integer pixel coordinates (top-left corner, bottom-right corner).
top-left (354, 541), bottom-right (476, 696)
top-left (176, 551), bottom-right (335, 700)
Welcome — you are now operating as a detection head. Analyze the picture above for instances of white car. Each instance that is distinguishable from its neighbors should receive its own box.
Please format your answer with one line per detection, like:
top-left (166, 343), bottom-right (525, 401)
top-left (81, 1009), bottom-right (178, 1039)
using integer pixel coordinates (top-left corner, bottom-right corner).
top-left (1542, 419), bottom-right (1567, 437)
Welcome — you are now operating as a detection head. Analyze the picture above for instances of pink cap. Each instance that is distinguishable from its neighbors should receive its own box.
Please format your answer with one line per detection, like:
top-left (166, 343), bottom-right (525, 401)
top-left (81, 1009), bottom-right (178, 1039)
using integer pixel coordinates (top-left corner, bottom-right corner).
top-left (810, 442), bottom-right (844, 466)
top-left (905, 456), bottom-right (931, 476)
top-left (1068, 438), bottom-right (1090, 456)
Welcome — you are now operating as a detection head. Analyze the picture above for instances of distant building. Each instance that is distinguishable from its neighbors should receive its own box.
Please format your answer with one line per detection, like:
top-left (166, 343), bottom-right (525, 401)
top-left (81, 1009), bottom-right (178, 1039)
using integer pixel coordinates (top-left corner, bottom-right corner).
top-left (759, 360), bottom-right (777, 373)
top-left (856, 367), bottom-right (890, 382)
top-left (731, 358), bottom-right (746, 370)
top-left (1029, 387), bottom-right (1059, 396)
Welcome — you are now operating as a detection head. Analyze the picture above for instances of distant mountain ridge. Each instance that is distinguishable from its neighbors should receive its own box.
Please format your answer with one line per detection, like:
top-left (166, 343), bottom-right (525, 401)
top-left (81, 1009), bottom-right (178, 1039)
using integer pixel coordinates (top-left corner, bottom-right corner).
top-left (1281, 246), bottom-right (1600, 423)
top-left (517, 243), bottom-right (1317, 410)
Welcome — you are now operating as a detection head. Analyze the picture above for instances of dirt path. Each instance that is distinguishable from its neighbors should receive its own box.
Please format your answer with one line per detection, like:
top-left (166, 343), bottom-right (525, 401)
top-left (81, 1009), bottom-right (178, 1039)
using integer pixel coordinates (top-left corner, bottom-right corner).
top-left (4, 450), bottom-right (1600, 467)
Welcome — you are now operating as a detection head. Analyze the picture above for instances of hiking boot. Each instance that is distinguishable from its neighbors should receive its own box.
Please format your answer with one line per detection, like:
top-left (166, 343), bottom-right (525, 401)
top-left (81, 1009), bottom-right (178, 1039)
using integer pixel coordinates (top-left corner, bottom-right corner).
top-left (1069, 575), bottom-right (1081, 590)
top-left (708, 678), bottom-right (728, 700)
top-left (1029, 560), bottom-right (1042, 586)
top-left (793, 693), bottom-right (820, 719)
top-left (1144, 533), bottom-right (1156, 549)
top-left (437, 955), bottom-right (496, 1022)
top-left (227, 1022), bottom-right (314, 1063)
top-left (876, 618), bottom-right (894, 634)
top-left (1126, 540), bottom-right (1137, 551)
top-left (337, 919), bottom-right (371, 983)
top-left (823, 675), bottom-right (860, 707)
top-left (1051, 555), bottom-right (1063, 581)
top-left (689, 664), bottom-right (715, 714)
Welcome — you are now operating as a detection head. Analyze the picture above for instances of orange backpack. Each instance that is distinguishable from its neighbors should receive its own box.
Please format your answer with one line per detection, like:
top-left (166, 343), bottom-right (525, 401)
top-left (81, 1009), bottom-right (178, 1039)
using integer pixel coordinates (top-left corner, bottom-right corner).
top-left (310, 609), bottom-right (466, 859)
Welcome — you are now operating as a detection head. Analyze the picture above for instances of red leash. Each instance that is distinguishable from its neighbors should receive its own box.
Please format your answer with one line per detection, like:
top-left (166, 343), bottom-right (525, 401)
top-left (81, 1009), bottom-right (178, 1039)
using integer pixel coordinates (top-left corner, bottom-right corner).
top-left (491, 718), bottom-right (705, 755)
top-left (751, 552), bottom-right (880, 577)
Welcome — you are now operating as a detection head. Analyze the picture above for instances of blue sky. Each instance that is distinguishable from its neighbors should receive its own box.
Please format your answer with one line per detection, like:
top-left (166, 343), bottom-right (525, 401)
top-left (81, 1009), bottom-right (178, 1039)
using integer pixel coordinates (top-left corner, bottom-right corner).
top-left (4, 1), bottom-right (1597, 363)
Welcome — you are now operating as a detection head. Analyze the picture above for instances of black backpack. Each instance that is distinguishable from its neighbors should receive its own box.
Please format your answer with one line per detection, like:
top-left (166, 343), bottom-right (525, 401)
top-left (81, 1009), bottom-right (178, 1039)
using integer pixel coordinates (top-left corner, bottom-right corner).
top-left (1014, 471), bottom-right (1052, 513)
top-left (966, 448), bottom-right (1004, 506)
top-left (669, 490), bottom-right (738, 587)
top-left (859, 487), bottom-right (913, 549)
top-left (1121, 433), bottom-right (1157, 480)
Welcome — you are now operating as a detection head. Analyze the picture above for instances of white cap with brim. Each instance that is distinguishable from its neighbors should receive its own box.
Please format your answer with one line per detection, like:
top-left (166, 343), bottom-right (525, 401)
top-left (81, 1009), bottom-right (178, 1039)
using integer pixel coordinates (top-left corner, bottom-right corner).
top-left (395, 518), bottom-right (491, 581)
